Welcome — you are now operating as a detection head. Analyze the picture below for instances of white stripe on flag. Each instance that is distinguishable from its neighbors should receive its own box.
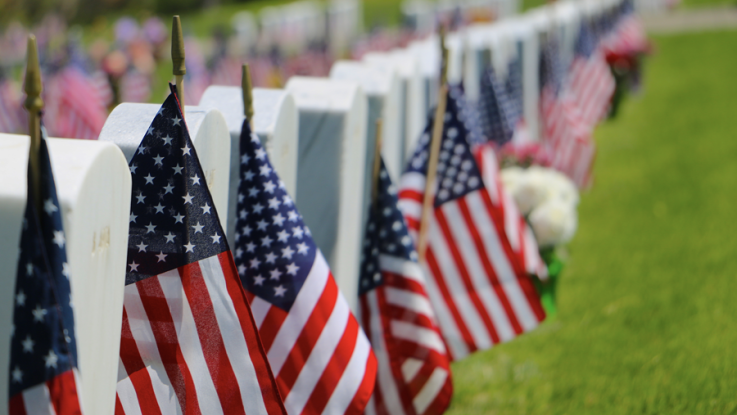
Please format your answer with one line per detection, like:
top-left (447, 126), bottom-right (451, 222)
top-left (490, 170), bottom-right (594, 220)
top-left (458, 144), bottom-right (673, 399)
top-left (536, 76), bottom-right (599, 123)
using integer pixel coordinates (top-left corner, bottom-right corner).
top-left (199, 255), bottom-right (271, 415)
top-left (390, 320), bottom-right (446, 353)
top-left (379, 255), bottom-right (425, 284)
top-left (22, 382), bottom-right (56, 415)
top-left (401, 358), bottom-right (424, 382)
top-left (267, 253), bottom-right (330, 373)
top-left (412, 368), bottom-right (448, 414)
top-left (384, 287), bottom-right (435, 318)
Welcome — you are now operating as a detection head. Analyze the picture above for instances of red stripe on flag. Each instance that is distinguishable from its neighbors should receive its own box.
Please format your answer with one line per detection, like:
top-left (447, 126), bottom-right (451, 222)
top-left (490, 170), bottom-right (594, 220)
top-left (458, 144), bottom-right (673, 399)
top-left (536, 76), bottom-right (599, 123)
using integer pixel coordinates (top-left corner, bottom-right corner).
top-left (179, 262), bottom-right (246, 414)
top-left (275, 275), bottom-right (339, 396)
top-left (457, 197), bottom-right (524, 335)
top-left (47, 370), bottom-right (83, 415)
top-left (301, 316), bottom-right (361, 414)
top-left (425, 249), bottom-right (478, 357)
top-left (136, 276), bottom-right (201, 414)
top-left (434, 208), bottom-right (501, 344)
top-left (119, 309), bottom-right (164, 415)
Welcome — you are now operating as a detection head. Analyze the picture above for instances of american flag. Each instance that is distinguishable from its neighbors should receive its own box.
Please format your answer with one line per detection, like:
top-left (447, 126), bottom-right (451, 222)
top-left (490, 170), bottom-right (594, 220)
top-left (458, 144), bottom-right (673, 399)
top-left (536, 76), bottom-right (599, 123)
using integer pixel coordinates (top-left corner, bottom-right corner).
top-left (120, 70), bottom-right (152, 104)
top-left (504, 55), bottom-right (524, 127)
top-left (0, 77), bottom-right (25, 134)
top-left (601, 0), bottom-right (649, 57)
top-left (360, 160), bottom-right (452, 415)
top-left (540, 39), bottom-right (597, 189)
top-left (45, 67), bottom-right (107, 140)
top-left (568, 23), bottom-right (615, 129)
top-left (450, 84), bottom-right (486, 149)
top-left (115, 87), bottom-right (287, 415)
top-left (233, 120), bottom-right (377, 414)
top-left (474, 143), bottom-right (548, 280)
top-left (398, 90), bottom-right (546, 361)
top-left (91, 70), bottom-right (114, 109)
top-left (477, 66), bottom-right (517, 145)
top-left (9, 125), bottom-right (84, 414)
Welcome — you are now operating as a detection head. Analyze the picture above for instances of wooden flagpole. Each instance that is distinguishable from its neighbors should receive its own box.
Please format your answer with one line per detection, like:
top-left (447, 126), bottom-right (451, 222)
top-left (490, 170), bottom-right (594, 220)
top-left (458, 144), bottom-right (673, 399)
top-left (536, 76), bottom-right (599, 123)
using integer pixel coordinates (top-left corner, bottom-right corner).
top-left (171, 15), bottom-right (186, 118)
top-left (371, 119), bottom-right (384, 208)
top-left (23, 34), bottom-right (44, 215)
top-left (417, 28), bottom-right (449, 264)
top-left (242, 64), bottom-right (254, 128)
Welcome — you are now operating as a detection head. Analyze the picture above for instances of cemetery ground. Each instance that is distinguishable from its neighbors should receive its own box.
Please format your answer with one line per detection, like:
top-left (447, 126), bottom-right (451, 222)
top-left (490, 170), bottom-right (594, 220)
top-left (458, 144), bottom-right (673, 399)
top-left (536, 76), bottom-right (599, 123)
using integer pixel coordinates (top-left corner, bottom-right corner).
top-left (446, 29), bottom-right (737, 414)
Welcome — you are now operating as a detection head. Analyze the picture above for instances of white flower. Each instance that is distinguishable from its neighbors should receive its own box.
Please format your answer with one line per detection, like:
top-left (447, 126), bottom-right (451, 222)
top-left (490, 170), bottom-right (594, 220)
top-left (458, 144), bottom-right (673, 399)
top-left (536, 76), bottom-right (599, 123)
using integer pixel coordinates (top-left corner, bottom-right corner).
top-left (506, 167), bottom-right (552, 215)
top-left (529, 166), bottom-right (579, 207)
top-left (500, 166), bottom-right (525, 195)
top-left (528, 199), bottom-right (578, 248)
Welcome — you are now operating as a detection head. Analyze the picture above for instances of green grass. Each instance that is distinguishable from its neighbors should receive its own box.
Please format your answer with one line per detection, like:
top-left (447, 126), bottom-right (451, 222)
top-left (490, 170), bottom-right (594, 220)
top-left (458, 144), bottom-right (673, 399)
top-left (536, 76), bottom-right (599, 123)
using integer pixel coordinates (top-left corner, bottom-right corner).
top-left (446, 29), bottom-right (737, 414)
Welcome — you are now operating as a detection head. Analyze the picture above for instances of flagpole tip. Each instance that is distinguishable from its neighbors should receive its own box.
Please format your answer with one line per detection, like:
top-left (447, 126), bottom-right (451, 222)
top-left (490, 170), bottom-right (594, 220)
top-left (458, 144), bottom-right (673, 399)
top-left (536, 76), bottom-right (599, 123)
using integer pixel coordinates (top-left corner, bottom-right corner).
top-left (242, 64), bottom-right (254, 121)
top-left (23, 34), bottom-right (43, 114)
top-left (171, 16), bottom-right (186, 77)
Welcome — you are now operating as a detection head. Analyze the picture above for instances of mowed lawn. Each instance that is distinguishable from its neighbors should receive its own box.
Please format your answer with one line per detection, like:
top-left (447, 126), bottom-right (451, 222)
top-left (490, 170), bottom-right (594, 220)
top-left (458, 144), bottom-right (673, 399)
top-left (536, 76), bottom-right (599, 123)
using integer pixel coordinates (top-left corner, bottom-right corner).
top-left (446, 29), bottom-right (737, 414)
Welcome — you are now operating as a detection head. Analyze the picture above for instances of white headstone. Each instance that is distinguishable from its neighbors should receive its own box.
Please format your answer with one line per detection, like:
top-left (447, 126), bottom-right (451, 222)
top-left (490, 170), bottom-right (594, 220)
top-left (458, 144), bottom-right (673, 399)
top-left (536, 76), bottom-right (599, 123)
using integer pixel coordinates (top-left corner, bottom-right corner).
top-left (0, 134), bottom-right (131, 415)
top-left (330, 60), bottom-right (403, 181)
top-left (407, 37), bottom-right (441, 117)
top-left (285, 77), bottom-right (367, 312)
top-left (199, 86), bottom-right (299, 247)
top-left (99, 104), bottom-right (231, 230)
top-left (363, 49), bottom-right (425, 162)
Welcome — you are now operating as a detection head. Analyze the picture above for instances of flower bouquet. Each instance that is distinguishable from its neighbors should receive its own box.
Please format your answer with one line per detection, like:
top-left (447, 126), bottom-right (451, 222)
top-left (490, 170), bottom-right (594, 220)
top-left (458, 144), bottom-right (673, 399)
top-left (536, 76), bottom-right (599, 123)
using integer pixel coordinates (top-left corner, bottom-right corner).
top-left (501, 165), bottom-right (579, 317)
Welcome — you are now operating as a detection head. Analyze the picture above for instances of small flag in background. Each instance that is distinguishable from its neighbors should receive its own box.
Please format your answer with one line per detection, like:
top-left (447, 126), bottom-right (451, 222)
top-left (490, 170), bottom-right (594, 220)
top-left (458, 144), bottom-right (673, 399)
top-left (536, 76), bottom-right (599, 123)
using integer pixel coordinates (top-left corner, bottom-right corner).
top-left (116, 87), bottom-right (287, 415)
top-left (9, 125), bottom-right (83, 414)
top-left (568, 22), bottom-right (616, 129)
top-left (477, 66), bottom-right (517, 145)
top-left (399, 90), bottom-right (545, 361)
top-left (45, 67), bottom-right (108, 140)
top-left (360, 159), bottom-right (452, 415)
top-left (234, 120), bottom-right (377, 415)
top-left (0, 77), bottom-right (25, 134)
top-left (540, 39), bottom-right (596, 189)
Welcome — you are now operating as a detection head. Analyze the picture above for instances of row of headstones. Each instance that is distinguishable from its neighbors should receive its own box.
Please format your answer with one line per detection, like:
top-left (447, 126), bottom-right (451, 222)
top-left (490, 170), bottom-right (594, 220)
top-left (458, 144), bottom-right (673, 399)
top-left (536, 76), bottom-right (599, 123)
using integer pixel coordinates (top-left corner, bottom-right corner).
top-left (0, 0), bottom-right (620, 412)
top-left (233, 0), bottom-right (520, 57)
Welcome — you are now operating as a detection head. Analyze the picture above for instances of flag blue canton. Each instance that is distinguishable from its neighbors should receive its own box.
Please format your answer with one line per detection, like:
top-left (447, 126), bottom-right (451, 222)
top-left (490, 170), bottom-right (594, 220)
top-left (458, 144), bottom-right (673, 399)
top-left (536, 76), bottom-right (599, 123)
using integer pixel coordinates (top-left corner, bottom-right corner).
top-left (505, 54), bottom-right (524, 125)
top-left (125, 88), bottom-right (229, 285)
top-left (233, 120), bottom-right (315, 312)
top-left (450, 84), bottom-right (486, 148)
top-left (575, 23), bottom-right (597, 59)
top-left (9, 128), bottom-right (78, 396)
top-left (359, 160), bottom-right (418, 295)
top-left (478, 66), bottom-right (516, 145)
top-left (540, 38), bottom-right (566, 96)
top-left (406, 89), bottom-right (484, 207)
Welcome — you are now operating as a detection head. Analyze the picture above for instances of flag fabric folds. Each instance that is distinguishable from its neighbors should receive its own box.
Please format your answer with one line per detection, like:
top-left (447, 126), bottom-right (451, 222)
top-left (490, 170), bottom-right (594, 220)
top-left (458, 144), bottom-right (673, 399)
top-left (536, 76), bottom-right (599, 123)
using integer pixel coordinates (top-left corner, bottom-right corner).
top-left (474, 143), bottom-right (548, 280)
top-left (540, 39), bottom-right (596, 189)
top-left (233, 120), bottom-right (377, 415)
top-left (115, 87), bottom-right (287, 415)
top-left (398, 88), bottom-right (545, 361)
top-left (359, 160), bottom-right (452, 415)
top-left (9, 125), bottom-right (83, 414)
top-left (568, 23), bottom-right (616, 129)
